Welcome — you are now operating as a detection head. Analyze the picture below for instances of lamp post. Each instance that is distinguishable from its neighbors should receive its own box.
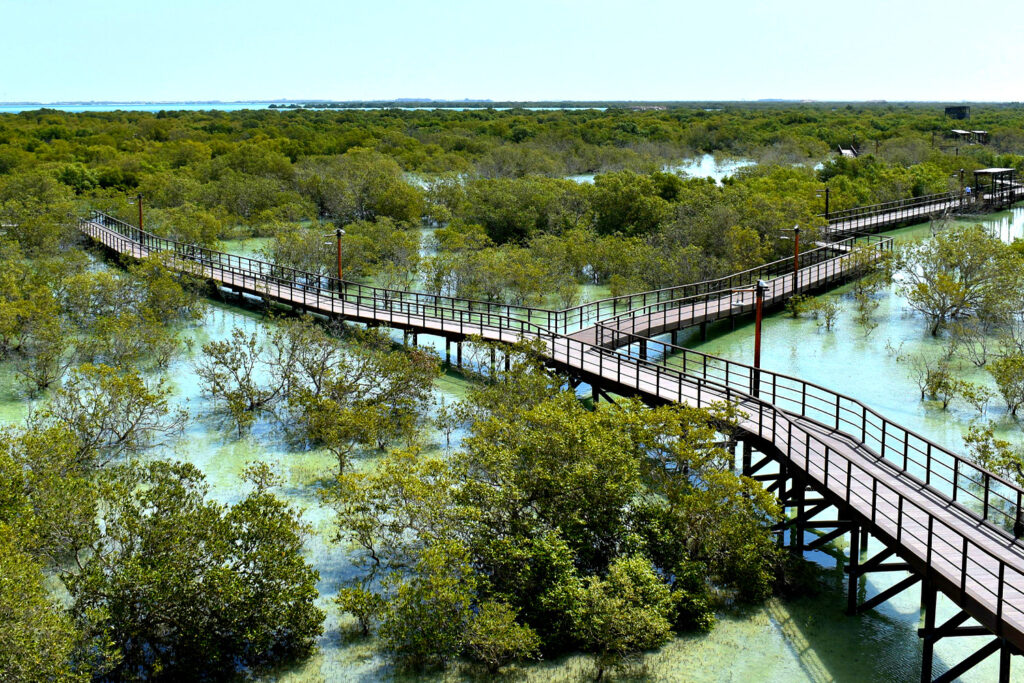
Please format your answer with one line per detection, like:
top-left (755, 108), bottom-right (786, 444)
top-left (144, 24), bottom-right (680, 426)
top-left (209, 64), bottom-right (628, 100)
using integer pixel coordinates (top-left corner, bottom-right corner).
top-left (324, 227), bottom-right (346, 289)
top-left (127, 193), bottom-right (144, 243)
top-left (792, 225), bottom-right (800, 290)
top-left (733, 279), bottom-right (768, 397)
top-left (754, 279), bottom-right (766, 373)
top-left (780, 225), bottom-right (801, 293)
top-left (816, 186), bottom-right (830, 220)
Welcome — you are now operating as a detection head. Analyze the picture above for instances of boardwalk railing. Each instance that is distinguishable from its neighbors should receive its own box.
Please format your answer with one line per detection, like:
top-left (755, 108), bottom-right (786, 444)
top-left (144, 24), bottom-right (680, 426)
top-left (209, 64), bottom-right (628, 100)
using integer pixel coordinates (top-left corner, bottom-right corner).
top-left (80, 209), bottom-right (1024, 646)
top-left (823, 185), bottom-right (1024, 236)
top-left (560, 234), bottom-right (886, 331)
top-left (549, 331), bottom-right (1024, 643)
top-left (594, 328), bottom-right (1024, 540)
top-left (592, 235), bottom-right (893, 344)
top-left (81, 212), bottom-right (555, 339)
top-left (86, 210), bottom-right (878, 336)
top-left (823, 191), bottom-right (966, 225)
top-left (83, 211), bottom-right (559, 334)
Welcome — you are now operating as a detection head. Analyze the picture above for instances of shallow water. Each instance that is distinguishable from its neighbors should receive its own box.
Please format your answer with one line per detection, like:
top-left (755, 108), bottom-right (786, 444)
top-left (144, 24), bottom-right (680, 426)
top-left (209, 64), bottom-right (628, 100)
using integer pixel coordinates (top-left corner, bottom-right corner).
top-left (567, 154), bottom-right (754, 185)
top-left (9, 206), bottom-right (1024, 681)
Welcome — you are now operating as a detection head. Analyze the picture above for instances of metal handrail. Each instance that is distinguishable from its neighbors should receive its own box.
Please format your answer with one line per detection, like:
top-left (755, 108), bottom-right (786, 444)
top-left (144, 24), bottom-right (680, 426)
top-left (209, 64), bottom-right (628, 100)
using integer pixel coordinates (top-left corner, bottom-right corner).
top-left (594, 235), bottom-right (893, 339)
top-left (79, 210), bottom-right (1024, 642)
top-left (80, 214), bottom-right (553, 339)
top-left (594, 327), bottom-right (1024, 539)
top-left (558, 235), bottom-right (867, 332)
top-left (539, 332), bottom-right (1024, 641)
top-left (822, 191), bottom-right (960, 223)
top-left (85, 211), bottom-right (559, 331)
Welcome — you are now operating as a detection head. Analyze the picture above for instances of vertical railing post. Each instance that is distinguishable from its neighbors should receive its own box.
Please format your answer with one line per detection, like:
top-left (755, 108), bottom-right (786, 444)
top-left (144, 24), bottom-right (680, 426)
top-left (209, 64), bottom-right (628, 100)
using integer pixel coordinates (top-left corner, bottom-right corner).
top-left (983, 473), bottom-right (990, 521)
top-left (952, 459), bottom-right (959, 502)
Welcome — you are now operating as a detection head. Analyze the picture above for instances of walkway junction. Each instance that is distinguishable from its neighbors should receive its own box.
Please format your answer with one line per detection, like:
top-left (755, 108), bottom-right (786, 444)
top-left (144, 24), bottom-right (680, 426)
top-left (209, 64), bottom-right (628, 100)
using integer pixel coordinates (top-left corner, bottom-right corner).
top-left (81, 183), bottom-right (1024, 682)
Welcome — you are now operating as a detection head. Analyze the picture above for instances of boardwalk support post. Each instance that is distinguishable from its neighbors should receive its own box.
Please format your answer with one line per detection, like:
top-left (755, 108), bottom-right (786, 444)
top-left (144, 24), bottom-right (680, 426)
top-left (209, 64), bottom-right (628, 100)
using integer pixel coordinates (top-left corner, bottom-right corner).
top-left (847, 525), bottom-right (860, 615)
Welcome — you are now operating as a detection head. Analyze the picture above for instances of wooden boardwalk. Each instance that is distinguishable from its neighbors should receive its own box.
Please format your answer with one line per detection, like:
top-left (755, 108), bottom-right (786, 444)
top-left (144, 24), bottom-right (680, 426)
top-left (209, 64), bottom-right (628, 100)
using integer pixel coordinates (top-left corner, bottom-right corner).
top-left (825, 186), bottom-right (1024, 238)
top-left (80, 211), bottom-right (1024, 675)
top-left (571, 236), bottom-right (890, 347)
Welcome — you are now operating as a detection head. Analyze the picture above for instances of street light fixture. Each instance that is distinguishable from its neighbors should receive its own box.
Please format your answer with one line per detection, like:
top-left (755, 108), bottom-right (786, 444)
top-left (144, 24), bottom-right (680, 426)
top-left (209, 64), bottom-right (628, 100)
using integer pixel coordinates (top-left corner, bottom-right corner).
top-left (732, 279), bottom-right (768, 397)
top-left (780, 224), bottom-right (801, 292)
top-left (815, 186), bottom-right (830, 220)
top-left (754, 279), bottom-right (767, 375)
top-left (323, 227), bottom-right (346, 283)
top-left (126, 193), bottom-right (144, 242)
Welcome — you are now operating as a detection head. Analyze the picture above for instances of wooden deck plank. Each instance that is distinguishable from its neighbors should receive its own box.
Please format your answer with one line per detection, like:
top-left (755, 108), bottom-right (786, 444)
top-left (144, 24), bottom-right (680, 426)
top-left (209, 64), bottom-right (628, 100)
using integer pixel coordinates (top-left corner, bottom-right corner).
top-left (80, 217), bottom-right (1024, 649)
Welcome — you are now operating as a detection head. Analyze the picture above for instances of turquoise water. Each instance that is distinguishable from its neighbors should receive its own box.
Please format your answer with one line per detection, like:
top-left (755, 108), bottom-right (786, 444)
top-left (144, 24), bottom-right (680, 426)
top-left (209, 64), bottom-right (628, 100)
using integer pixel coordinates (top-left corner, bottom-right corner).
top-left (208, 205), bottom-right (1024, 681)
top-left (8, 207), bottom-right (1024, 680)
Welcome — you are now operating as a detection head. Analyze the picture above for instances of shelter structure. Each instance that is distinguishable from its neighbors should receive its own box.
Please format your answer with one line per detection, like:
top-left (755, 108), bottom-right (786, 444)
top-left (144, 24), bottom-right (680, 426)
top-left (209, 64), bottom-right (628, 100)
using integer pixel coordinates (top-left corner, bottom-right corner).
top-left (945, 105), bottom-right (970, 119)
top-left (973, 168), bottom-right (1017, 210)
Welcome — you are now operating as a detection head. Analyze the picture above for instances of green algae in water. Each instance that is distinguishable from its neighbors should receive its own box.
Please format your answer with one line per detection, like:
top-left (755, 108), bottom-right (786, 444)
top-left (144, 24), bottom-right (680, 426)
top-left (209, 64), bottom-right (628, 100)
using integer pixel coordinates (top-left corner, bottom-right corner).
top-left (8, 209), bottom-right (1024, 680)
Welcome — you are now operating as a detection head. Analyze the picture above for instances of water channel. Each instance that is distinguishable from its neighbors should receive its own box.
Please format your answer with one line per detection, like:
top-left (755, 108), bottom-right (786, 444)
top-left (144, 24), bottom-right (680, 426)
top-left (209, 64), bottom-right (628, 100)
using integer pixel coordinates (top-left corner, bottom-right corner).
top-left (4, 205), bottom-right (1024, 681)
top-left (566, 154), bottom-right (755, 185)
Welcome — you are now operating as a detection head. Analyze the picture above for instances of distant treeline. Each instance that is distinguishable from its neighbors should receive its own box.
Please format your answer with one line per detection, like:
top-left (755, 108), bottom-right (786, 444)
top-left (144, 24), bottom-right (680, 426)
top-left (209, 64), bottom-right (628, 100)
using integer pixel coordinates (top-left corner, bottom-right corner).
top-left (2, 104), bottom-right (1024, 307)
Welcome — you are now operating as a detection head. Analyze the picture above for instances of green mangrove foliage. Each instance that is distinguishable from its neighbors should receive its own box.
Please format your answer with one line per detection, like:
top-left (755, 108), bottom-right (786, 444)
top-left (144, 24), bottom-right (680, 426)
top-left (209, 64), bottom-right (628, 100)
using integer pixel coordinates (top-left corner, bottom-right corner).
top-left (326, 342), bottom-right (781, 675)
top-left (195, 317), bottom-right (440, 471)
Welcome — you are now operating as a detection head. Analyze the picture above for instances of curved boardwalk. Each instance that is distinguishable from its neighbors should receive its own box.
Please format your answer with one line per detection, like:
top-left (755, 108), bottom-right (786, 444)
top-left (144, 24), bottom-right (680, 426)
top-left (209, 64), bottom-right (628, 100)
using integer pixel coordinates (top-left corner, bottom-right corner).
top-left (80, 210), bottom-right (1024, 680)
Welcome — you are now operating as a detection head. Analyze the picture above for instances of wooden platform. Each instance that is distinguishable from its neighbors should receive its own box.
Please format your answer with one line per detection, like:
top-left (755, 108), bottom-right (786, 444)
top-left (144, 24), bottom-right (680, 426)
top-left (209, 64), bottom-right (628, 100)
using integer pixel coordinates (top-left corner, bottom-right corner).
top-left (79, 215), bottom-right (1024, 655)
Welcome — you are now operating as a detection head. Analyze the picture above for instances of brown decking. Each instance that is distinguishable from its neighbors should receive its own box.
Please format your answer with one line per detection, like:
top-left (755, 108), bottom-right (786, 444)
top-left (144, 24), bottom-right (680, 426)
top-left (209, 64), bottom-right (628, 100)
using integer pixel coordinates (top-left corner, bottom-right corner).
top-left (80, 215), bottom-right (1024, 655)
top-left (575, 243), bottom-right (878, 347)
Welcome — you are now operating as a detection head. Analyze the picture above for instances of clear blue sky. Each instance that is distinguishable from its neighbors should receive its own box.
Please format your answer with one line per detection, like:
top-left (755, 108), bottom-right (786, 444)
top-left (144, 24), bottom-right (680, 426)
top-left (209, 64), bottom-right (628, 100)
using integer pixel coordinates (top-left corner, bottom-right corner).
top-left (2, 0), bottom-right (1021, 102)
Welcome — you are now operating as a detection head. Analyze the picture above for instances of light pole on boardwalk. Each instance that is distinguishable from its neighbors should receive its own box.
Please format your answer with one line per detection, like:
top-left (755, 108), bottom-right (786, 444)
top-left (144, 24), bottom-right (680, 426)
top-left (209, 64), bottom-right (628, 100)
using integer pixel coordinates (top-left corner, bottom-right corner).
top-left (816, 186), bottom-right (830, 220)
top-left (733, 278), bottom-right (768, 397)
top-left (780, 224), bottom-right (800, 294)
top-left (792, 225), bottom-right (800, 292)
top-left (324, 227), bottom-right (346, 291)
top-left (127, 193), bottom-right (144, 243)
top-left (754, 278), bottom-right (766, 373)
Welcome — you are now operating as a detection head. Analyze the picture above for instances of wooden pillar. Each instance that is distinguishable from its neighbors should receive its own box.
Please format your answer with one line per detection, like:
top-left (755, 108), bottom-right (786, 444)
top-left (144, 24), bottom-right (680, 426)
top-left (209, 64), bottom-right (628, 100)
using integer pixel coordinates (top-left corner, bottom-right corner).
top-left (402, 331), bottom-right (409, 346)
top-left (847, 524), bottom-right (861, 616)
top-left (700, 321), bottom-right (707, 341)
top-left (411, 332), bottom-right (418, 347)
top-left (504, 353), bottom-right (511, 372)
top-left (1000, 639), bottom-right (1012, 683)
top-left (860, 526), bottom-right (869, 553)
top-left (671, 329), bottom-right (679, 346)
top-left (457, 342), bottom-right (463, 368)
top-left (445, 339), bottom-right (451, 364)
top-left (920, 580), bottom-right (937, 682)
top-left (741, 441), bottom-right (752, 475)
top-left (490, 347), bottom-right (496, 372)
top-left (639, 339), bottom-right (648, 361)
top-left (593, 386), bottom-right (599, 405)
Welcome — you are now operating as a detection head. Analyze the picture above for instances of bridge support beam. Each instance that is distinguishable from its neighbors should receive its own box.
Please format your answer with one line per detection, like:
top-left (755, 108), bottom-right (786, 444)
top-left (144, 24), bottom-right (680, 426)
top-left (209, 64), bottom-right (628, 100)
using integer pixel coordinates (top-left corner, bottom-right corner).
top-left (591, 384), bottom-right (617, 406)
top-left (918, 587), bottom-right (1018, 683)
